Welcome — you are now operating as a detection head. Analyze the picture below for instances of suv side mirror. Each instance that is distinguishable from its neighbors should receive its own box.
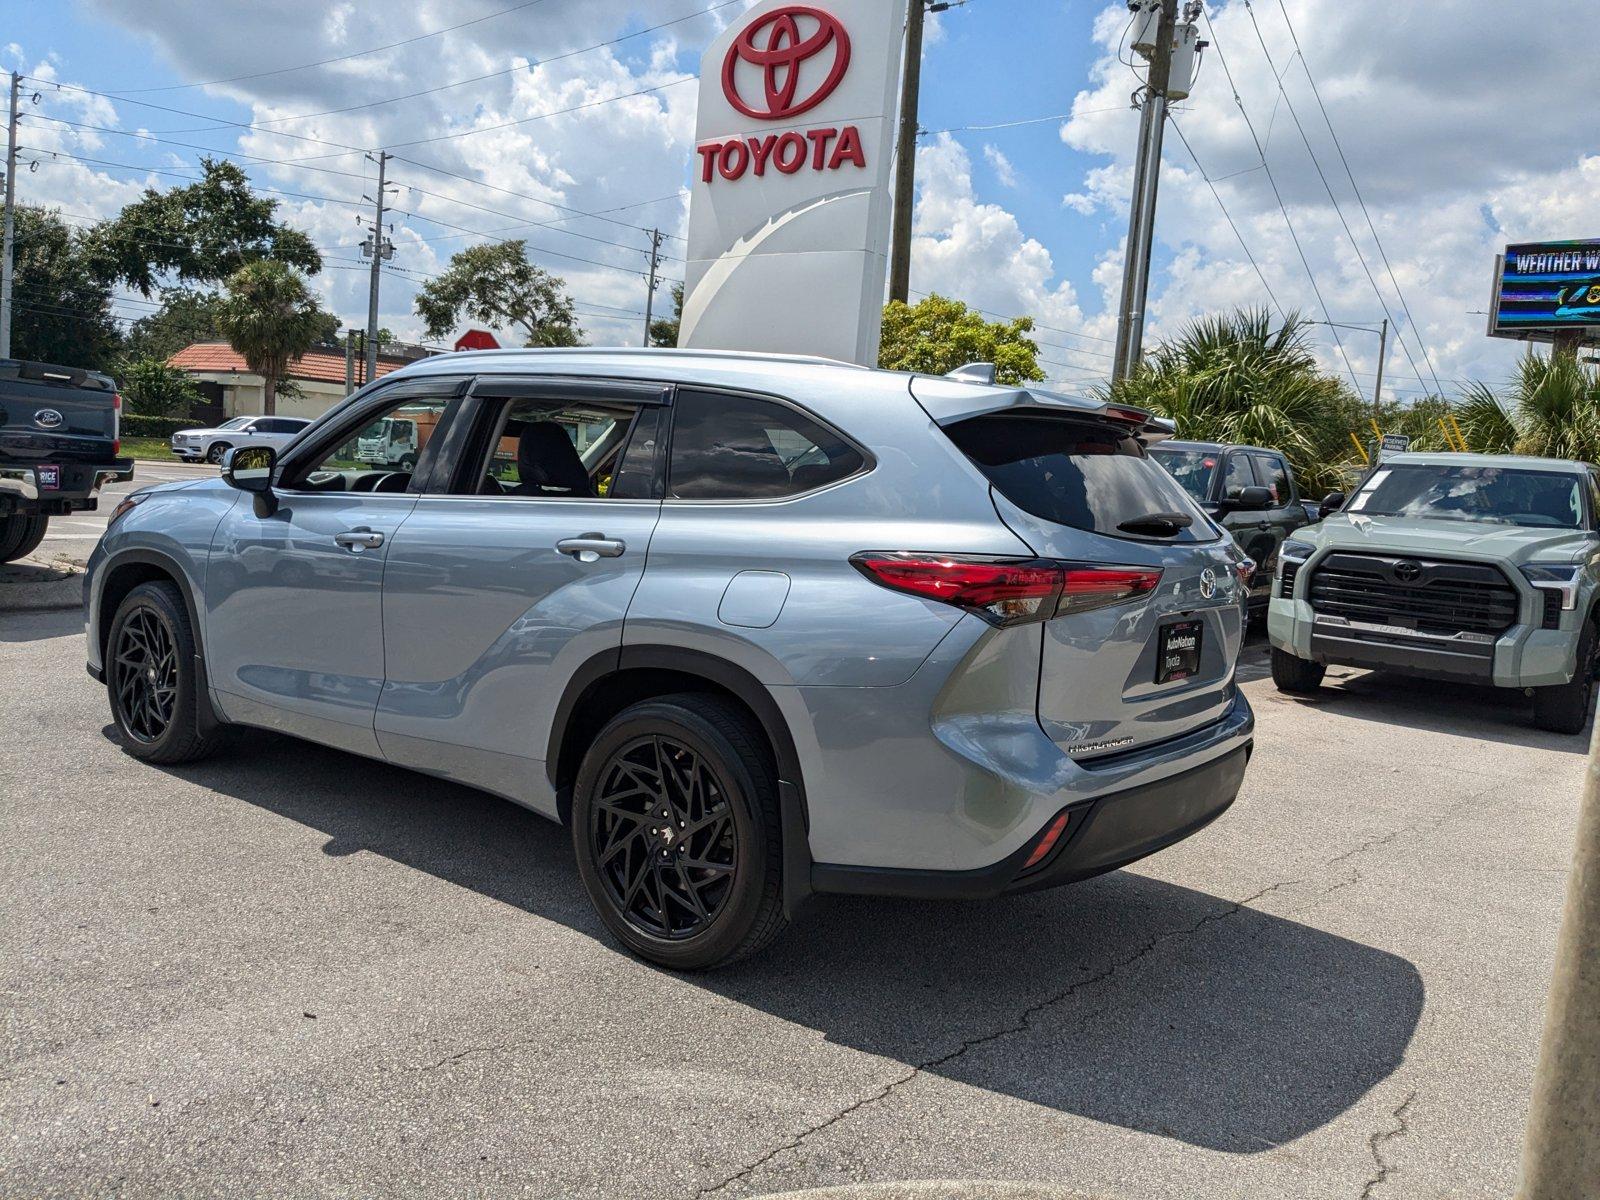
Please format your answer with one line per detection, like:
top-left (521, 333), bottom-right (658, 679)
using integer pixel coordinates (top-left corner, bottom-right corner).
top-left (1220, 485), bottom-right (1274, 512)
top-left (222, 445), bottom-right (278, 516)
top-left (1319, 491), bottom-right (1346, 517)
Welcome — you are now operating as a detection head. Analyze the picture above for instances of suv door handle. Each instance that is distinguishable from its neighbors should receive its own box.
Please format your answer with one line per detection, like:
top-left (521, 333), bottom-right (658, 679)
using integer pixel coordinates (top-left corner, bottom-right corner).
top-left (334, 528), bottom-right (384, 551)
top-left (557, 533), bottom-right (626, 562)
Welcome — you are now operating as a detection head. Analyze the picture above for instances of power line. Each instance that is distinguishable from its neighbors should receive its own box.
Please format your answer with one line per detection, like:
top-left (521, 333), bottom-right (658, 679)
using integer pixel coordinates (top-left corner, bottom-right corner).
top-left (1270, 0), bottom-right (1446, 397)
top-left (1198, 7), bottom-right (1363, 397)
top-left (1239, 0), bottom-right (1432, 402)
top-left (108, 0), bottom-right (554, 93)
top-left (1167, 113), bottom-right (1284, 318)
top-left (177, 1), bottom-right (741, 134)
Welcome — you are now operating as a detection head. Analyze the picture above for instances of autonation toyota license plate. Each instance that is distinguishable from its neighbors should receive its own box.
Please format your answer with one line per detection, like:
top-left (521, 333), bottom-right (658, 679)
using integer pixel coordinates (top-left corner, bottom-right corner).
top-left (1156, 619), bottom-right (1203, 684)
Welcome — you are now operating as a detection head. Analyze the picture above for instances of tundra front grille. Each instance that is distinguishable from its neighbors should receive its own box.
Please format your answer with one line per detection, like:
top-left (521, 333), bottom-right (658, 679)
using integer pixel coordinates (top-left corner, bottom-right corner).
top-left (1307, 552), bottom-right (1519, 637)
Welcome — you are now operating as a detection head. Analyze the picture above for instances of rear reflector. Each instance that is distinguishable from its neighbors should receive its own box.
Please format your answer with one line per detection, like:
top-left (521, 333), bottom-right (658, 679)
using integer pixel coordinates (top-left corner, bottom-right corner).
top-left (1023, 810), bottom-right (1072, 870)
top-left (851, 553), bottom-right (1162, 626)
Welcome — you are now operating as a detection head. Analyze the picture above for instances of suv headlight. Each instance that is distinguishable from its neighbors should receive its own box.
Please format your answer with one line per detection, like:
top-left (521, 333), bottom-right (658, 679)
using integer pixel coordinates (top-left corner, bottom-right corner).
top-left (1520, 562), bottom-right (1582, 610)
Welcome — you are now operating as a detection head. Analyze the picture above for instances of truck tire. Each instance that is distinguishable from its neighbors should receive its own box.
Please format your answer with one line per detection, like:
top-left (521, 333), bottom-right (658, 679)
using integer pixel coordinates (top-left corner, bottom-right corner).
top-left (0, 514), bottom-right (48, 563)
top-left (1271, 645), bottom-right (1326, 694)
top-left (399, 454), bottom-right (417, 471)
top-left (1532, 621), bottom-right (1597, 735)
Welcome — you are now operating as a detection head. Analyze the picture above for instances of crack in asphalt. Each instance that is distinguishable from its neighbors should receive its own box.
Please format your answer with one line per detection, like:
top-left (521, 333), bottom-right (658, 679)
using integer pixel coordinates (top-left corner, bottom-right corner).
top-left (695, 879), bottom-right (1292, 1198)
top-left (1359, 1091), bottom-right (1417, 1199)
top-left (696, 787), bottom-right (1497, 1198)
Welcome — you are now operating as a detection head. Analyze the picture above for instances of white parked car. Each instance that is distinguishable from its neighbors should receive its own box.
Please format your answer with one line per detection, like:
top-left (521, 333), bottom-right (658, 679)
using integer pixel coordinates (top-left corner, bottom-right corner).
top-left (170, 416), bottom-right (312, 465)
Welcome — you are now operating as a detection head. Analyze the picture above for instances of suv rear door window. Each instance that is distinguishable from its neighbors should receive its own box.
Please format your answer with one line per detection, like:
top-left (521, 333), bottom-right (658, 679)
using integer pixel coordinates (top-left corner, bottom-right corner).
top-left (944, 412), bottom-right (1213, 543)
top-left (668, 390), bottom-right (864, 500)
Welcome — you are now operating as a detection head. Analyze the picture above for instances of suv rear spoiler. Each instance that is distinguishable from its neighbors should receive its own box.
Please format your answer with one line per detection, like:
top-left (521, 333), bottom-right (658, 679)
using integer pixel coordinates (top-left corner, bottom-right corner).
top-left (0, 358), bottom-right (117, 391)
top-left (911, 373), bottom-right (1177, 445)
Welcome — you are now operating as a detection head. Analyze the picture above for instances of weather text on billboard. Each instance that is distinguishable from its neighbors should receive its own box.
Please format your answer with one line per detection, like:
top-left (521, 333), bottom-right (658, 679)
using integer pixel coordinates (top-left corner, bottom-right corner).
top-left (1493, 238), bottom-right (1600, 332)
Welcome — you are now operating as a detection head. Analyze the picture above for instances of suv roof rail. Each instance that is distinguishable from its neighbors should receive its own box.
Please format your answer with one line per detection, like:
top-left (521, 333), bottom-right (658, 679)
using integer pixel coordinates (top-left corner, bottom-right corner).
top-left (945, 362), bottom-right (997, 386)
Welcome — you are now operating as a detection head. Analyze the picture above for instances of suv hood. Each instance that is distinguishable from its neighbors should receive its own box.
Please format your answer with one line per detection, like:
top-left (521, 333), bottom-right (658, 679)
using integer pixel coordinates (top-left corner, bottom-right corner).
top-left (1310, 513), bottom-right (1595, 565)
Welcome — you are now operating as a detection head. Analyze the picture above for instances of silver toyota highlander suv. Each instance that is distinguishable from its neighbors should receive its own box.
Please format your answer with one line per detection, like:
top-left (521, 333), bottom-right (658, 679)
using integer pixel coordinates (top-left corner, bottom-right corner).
top-left (85, 349), bottom-right (1256, 969)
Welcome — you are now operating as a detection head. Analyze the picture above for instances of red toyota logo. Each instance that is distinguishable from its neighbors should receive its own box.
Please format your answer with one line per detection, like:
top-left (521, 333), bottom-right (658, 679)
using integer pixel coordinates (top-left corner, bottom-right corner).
top-left (722, 6), bottom-right (851, 121)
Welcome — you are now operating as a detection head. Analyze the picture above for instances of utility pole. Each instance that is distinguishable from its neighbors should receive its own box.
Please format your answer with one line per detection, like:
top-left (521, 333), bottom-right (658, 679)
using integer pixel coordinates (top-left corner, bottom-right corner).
top-left (888, 0), bottom-right (935, 305)
top-left (1372, 316), bottom-right (1388, 423)
top-left (360, 151), bottom-right (394, 386)
top-left (1111, 0), bottom-right (1180, 383)
top-left (642, 228), bottom-right (664, 347)
top-left (1, 73), bottom-right (21, 360)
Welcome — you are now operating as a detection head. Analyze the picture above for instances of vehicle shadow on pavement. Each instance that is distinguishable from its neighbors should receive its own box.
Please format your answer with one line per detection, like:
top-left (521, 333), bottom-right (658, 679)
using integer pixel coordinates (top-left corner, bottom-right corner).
top-left (140, 727), bottom-right (1425, 1156)
top-left (1268, 667), bottom-right (1592, 753)
top-left (0, 608), bottom-right (85, 644)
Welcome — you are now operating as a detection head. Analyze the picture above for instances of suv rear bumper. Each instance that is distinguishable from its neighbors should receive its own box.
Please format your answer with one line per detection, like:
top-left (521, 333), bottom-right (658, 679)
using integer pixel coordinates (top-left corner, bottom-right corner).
top-left (811, 741), bottom-right (1250, 900)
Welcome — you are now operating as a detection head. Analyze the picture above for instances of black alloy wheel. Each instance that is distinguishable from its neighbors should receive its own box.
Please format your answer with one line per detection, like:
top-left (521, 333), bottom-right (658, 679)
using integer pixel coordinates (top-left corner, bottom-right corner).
top-left (590, 734), bottom-right (738, 940)
top-left (571, 694), bottom-right (786, 969)
top-left (111, 607), bottom-right (179, 743)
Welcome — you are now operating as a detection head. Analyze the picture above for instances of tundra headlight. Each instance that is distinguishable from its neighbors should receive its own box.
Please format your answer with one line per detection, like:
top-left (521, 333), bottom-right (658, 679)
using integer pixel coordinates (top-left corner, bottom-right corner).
top-left (1520, 562), bottom-right (1582, 610)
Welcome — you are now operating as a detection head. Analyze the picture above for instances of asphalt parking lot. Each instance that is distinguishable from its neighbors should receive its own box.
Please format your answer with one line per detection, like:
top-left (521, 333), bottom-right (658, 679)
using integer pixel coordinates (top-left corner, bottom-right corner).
top-left (0, 615), bottom-right (1584, 1198)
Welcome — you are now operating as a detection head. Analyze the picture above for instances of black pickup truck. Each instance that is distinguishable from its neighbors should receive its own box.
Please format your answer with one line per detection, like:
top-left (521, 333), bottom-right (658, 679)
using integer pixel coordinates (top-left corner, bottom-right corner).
top-left (1149, 439), bottom-right (1325, 610)
top-left (0, 359), bottom-right (134, 562)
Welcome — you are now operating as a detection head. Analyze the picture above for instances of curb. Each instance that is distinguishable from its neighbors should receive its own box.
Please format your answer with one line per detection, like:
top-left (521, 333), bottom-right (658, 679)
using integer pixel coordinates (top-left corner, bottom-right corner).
top-left (0, 558), bottom-right (85, 613)
top-left (759, 1184), bottom-right (1106, 1200)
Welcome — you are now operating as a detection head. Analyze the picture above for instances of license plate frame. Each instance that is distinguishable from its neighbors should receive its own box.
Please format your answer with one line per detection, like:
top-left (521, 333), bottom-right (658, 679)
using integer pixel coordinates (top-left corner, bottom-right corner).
top-left (1156, 618), bottom-right (1203, 684)
top-left (37, 463), bottom-right (61, 490)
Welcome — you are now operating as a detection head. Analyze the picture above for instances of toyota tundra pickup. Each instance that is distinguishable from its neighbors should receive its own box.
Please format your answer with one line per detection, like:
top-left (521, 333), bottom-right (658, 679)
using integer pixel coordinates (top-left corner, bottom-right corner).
top-left (1267, 451), bottom-right (1600, 733)
top-left (0, 359), bottom-right (133, 562)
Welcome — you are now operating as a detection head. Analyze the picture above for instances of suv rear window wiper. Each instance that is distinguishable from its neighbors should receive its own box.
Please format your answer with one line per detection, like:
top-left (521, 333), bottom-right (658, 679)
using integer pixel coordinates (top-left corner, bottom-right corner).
top-left (1117, 511), bottom-right (1194, 537)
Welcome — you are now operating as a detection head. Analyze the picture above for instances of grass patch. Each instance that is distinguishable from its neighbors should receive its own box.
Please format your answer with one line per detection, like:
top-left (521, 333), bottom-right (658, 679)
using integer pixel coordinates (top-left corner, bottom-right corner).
top-left (121, 437), bottom-right (183, 462)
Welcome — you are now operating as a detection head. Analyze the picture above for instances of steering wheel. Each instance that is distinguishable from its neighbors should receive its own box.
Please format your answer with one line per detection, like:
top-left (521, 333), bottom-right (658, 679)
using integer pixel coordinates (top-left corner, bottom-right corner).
top-left (349, 472), bottom-right (393, 492)
top-left (373, 472), bottom-right (410, 493)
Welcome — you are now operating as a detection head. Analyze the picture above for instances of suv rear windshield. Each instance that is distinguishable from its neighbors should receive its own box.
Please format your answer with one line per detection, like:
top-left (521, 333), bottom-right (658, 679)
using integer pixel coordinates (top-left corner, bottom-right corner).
top-left (945, 413), bottom-right (1214, 542)
top-left (1349, 463), bottom-right (1587, 529)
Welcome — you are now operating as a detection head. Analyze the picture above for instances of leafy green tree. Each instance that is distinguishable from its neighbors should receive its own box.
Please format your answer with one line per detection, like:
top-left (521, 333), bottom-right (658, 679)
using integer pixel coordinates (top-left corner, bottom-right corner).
top-left (7, 207), bottom-right (123, 370)
top-left (1107, 308), bottom-right (1364, 496)
top-left (86, 158), bottom-right (321, 297)
top-left (213, 261), bottom-right (325, 415)
top-left (649, 283), bottom-right (683, 348)
top-left (123, 287), bottom-right (227, 362)
top-left (878, 294), bottom-right (1044, 385)
top-left (414, 241), bottom-right (581, 347)
top-left (1503, 352), bottom-right (1600, 461)
top-left (120, 358), bottom-right (203, 418)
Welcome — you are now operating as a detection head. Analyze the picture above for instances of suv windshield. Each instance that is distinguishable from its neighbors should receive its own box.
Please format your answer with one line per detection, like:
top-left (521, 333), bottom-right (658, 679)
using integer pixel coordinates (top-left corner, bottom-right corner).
top-left (945, 413), bottom-right (1214, 542)
top-left (1350, 463), bottom-right (1586, 529)
top-left (1149, 447), bottom-right (1218, 503)
top-left (219, 417), bottom-right (252, 430)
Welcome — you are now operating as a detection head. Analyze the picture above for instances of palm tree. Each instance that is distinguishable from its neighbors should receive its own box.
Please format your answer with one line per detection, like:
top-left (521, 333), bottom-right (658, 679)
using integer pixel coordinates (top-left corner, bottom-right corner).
top-left (1107, 308), bottom-right (1366, 496)
top-left (214, 260), bottom-right (324, 415)
top-left (1506, 352), bottom-right (1600, 461)
top-left (1452, 383), bottom-right (1519, 454)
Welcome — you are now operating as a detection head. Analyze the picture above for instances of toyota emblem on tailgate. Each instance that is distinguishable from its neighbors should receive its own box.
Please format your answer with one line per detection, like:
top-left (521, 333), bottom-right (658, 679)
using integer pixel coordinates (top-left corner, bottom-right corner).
top-left (33, 408), bottom-right (63, 429)
top-left (1198, 568), bottom-right (1217, 599)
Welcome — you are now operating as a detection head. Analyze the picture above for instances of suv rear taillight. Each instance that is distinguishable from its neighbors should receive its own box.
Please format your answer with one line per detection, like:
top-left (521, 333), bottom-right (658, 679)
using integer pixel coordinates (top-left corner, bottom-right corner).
top-left (850, 552), bottom-right (1162, 626)
top-left (113, 392), bottom-right (122, 455)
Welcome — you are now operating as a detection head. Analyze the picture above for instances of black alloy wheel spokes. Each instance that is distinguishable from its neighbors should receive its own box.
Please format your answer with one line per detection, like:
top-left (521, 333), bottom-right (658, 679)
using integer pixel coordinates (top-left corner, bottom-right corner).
top-left (591, 735), bottom-right (738, 940)
top-left (112, 609), bottom-right (178, 742)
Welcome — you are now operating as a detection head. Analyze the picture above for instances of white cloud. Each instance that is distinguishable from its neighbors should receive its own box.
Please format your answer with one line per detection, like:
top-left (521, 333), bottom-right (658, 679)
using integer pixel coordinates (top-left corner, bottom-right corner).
top-left (1062, 192), bottom-right (1097, 215)
top-left (983, 144), bottom-right (1018, 188)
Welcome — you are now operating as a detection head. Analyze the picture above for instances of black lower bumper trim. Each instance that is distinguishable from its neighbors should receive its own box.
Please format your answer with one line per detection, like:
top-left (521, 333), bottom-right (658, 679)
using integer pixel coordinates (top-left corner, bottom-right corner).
top-left (811, 743), bottom-right (1252, 901)
top-left (1309, 632), bottom-right (1494, 682)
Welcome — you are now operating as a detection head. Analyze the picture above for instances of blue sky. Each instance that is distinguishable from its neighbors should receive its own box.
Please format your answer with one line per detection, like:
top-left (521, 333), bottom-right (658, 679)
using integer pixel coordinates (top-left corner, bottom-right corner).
top-left (5, 1), bottom-right (1594, 394)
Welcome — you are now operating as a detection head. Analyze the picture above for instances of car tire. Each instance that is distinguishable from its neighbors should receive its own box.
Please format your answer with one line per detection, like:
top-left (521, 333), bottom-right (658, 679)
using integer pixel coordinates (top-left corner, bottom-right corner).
top-left (0, 514), bottom-right (48, 563)
top-left (106, 581), bottom-right (225, 764)
top-left (1532, 621), bottom-right (1597, 736)
top-left (571, 692), bottom-right (786, 970)
top-left (1271, 645), bottom-right (1326, 693)
top-left (206, 442), bottom-right (230, 465)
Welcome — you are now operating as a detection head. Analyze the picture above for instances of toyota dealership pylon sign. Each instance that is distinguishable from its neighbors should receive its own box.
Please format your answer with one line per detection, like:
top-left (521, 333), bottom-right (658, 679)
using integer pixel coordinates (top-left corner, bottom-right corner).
top-left (681, 0), bottom-right (909, 366)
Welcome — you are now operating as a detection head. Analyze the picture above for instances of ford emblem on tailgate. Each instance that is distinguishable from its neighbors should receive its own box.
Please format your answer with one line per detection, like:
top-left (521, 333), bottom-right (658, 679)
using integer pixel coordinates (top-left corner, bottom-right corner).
top-left (33, 408), bottom-right (64, 429)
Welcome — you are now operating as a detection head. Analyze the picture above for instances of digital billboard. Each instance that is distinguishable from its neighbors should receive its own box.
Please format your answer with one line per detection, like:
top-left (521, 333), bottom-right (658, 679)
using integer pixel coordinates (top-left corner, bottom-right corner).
top-left (1490, 238), bottom-right (1600, 337)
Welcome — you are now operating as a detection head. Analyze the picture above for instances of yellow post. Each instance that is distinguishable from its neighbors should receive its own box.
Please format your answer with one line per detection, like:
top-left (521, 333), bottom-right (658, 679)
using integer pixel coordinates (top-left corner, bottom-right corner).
top-left (1369, 417), bottom-right (1383, 443)
top-left (1349, 431), bottom-right (1369, 464)
top-left (1449, 413), bottom-right (1469, 453)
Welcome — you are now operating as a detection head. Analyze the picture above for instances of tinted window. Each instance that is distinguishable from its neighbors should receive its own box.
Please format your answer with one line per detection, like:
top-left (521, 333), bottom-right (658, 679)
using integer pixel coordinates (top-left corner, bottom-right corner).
top-left (1350, 464), bottom-right (1584, 529)
top-left (1149, 447), bottom-right (1219, 502)
top-left (1223, 453), bottom-right (1257, 498)
top-left (1251, 453), bottom-right (1293, 504)
top-left (669, 390), bottom-right (864, 500)
top-left (477, 396), bottom-right (645, 499)
top-left (945, 413), bottom-right (1213, 543)
top-left (257, 418), bottom-right (302, 434)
